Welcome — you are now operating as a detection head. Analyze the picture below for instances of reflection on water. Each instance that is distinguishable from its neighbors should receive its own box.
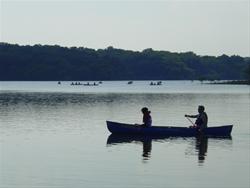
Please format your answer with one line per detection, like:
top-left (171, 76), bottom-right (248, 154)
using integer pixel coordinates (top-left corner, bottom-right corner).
top-left (196, 136), bottom-right (208, 163)
top-left (0, 89), bottom-right (248, 188)
top-left (107, 134), bottom-right (156, 161)
top-left (142, 139), bottom-right (152, 160)
top-left (107, 134), bottom-right (232, 164)
top-left (2, 91), bottom-right (248, 130)
top-left (1, 80), bottom-right (249, 94)
top-left (190, 136), bottom-right (233, 165)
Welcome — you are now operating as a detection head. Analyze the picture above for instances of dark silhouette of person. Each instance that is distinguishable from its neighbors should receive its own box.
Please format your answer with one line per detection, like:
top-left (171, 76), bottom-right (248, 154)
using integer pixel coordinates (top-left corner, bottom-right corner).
top-left (141, 107), bottom-right (152, 127)
top-left (185, 105), bottom-right (208, 132)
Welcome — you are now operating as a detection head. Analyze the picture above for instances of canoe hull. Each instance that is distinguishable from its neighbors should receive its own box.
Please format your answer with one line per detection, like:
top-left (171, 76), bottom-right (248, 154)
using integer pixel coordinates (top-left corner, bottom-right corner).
top-left (106, 121), bottom-right (233, 137)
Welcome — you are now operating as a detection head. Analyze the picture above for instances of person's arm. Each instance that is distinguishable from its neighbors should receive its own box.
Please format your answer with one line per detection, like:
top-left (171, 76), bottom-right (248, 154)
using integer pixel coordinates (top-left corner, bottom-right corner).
top-left (185, 114), bottom-right (198, 118)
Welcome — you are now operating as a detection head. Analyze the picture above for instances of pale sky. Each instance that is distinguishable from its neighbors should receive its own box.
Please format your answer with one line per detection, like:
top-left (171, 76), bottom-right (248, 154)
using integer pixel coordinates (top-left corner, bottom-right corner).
top-left (0, 0), bottom-right (249, 56)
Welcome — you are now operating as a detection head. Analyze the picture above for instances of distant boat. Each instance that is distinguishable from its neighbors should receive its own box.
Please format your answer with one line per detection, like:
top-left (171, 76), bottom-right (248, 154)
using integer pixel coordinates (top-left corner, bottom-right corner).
top-left (127, 81), bottom-right (133, 84)
top-left (150, 82), bottom-right (156, 86)
top-left (150, 81), bottom-right (162, 86)
top-left (70, 82), bottom-right (82, 86)
top-left (58, 81), bottom-right (61, 85)
top-left (71, 82), bottom-right (82, 86)
top-left (83, 82), bottom-right (99, 86)
top-left (157, 81), bottom-right (162, 85)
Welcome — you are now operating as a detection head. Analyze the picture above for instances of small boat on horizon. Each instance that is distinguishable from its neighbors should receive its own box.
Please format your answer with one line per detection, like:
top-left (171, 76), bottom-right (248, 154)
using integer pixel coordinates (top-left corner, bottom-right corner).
top-left (70, 82), bottom-right (82, 86)
top-left (150, 81), bottom-right (162, 86)
top-left (83, 82), bottom-right (99, 86)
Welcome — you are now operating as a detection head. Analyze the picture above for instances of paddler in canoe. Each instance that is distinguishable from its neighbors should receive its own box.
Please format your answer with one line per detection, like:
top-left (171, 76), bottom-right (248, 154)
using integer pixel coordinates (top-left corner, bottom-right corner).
top-left (185, 105), bottom-right (208, 132)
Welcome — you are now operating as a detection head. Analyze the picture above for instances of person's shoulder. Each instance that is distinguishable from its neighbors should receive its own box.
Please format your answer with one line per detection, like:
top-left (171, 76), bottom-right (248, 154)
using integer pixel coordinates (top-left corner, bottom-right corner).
top-left (202, 112), bottom-right (208, 117)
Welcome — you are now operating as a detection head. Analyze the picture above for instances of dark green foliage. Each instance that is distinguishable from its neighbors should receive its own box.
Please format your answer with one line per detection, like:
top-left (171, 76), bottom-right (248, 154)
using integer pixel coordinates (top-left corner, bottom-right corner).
top-left (0, 43), bottom-right (249, 81)
top-left (244, 60), bottom-right (250, 81)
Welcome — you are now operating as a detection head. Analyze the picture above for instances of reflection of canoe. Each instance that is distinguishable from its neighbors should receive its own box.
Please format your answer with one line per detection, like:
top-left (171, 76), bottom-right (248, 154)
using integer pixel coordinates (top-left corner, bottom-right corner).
top-left (107, 133), bottom-right (232, 145)
top-left (107, 134), bottom-right (153, 160)
top-left (107, 133), bottom-right (232, 162)
top-left (106, 121), bottom-right (233, 137)
top-left (107, 134), bottom-right (166, 145)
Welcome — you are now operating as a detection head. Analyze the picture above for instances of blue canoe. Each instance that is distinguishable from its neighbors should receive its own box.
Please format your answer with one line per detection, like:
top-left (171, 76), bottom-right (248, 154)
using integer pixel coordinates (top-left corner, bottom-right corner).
top-left (106, 121), bottom-right (233, 137)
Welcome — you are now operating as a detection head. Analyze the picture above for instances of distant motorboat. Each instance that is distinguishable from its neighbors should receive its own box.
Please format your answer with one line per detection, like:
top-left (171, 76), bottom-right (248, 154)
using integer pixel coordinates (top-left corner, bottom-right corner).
top-left (127, 81), bottom-right (133, 84)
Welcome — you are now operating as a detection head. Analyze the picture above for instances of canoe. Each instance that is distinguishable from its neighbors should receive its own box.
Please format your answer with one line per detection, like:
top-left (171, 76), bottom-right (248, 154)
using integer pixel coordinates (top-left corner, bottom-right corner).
top-left (106, 121), bottom-right (233, 137)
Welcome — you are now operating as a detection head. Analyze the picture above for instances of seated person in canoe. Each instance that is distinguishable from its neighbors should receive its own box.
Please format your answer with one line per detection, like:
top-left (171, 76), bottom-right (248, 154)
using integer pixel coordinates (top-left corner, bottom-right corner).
top-left (141, 107), bottom-right (152, 127)
top-left (185, 105), bottom-right (208, 132)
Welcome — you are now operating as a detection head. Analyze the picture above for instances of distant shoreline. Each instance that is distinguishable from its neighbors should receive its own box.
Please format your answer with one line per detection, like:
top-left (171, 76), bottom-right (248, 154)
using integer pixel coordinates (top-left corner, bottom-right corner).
top-left (1, 43), bottom-right (249, 81)
top-left (209, 80), bottom-right (250, 85)
top-left (1, 80), bottom-right (249, 85)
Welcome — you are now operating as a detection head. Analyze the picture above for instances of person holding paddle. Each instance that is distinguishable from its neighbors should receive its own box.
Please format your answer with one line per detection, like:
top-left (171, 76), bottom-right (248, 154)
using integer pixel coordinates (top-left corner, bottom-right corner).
top-left (185, 105), bottom-right (208, 132)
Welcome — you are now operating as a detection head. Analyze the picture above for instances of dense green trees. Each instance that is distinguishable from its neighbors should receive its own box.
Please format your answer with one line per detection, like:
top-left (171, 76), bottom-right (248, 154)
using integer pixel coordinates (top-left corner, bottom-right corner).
top-left (0, 43), bottom-right (249, 81)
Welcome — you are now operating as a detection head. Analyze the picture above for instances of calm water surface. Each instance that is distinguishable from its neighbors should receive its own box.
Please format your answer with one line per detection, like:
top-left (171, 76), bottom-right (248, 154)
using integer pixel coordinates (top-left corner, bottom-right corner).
top-left (0, 81), bottom-right (249, 188)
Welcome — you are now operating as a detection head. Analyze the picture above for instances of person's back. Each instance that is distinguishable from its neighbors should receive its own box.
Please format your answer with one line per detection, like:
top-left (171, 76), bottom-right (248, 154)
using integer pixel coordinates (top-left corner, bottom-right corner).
top-left (141, 107), bottom-right (152, 127)
top-left (195, 111), bottom-right (208, 130)
top-left (143, 112), bottom-right (152, 127)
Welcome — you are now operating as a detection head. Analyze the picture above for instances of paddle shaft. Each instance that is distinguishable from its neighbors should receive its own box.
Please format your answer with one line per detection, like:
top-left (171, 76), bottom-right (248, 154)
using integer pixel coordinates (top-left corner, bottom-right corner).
top-left (186, 116), bottom-right (196, 126)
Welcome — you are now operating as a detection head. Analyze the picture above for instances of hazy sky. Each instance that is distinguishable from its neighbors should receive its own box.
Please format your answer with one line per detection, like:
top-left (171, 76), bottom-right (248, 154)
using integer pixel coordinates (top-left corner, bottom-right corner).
top-left (1, 0), bottom-right (249, 56)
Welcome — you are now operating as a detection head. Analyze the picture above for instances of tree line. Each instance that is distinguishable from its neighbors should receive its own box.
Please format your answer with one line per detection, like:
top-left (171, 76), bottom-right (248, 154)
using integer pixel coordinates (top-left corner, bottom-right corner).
top-left (0, 43), bottom-right (249, 81)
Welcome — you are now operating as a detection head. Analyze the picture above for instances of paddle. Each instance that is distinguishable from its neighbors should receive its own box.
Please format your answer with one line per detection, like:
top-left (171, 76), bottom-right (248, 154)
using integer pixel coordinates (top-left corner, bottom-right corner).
top-left (185, 116), bottom-right (196, 127)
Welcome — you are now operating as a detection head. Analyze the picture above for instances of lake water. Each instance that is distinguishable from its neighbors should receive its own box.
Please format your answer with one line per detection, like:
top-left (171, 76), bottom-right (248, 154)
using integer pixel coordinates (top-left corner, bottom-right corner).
top-left (0, 81), bottom-right (249, 188)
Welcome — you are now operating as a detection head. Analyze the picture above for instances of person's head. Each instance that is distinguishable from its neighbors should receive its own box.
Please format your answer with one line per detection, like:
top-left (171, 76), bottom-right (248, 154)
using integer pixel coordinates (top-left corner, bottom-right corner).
top-left (198, 105), bottom-right (205, 113)
top-left (141, 107), bottom-right (150, 114)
